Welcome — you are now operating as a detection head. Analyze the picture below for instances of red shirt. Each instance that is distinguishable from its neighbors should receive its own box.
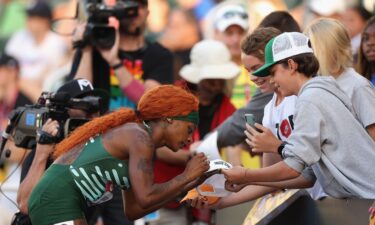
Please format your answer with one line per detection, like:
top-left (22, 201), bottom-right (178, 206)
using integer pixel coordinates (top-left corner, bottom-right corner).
top-left (153, 95), bottom-right (236, 209)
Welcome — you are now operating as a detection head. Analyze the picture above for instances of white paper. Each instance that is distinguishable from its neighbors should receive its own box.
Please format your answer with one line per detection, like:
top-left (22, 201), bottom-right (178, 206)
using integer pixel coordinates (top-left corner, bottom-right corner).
top-left (197, 159), bottom-right (233, 197)
top-left (195, 131), bottom-right (221, 160)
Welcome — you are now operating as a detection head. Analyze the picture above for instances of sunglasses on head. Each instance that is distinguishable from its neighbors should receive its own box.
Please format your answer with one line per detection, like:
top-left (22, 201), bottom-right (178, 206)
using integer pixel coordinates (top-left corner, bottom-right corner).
top-left (222, 11), bottom-right (248, 20)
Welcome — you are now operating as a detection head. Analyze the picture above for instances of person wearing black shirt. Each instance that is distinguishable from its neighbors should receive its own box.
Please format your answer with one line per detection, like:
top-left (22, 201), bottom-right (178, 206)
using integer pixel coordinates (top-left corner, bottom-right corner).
top-left (75, 0), bottom-right (173, 110)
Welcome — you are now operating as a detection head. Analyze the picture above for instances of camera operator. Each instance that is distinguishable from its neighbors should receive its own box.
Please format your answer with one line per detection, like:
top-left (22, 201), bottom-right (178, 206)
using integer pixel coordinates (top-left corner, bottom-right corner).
top-left (16, 79), bottom-right (108, 220)
top-left (75, 0), bottom-right (173, 110)
top-left (0, 53), bottom-right (33, 225)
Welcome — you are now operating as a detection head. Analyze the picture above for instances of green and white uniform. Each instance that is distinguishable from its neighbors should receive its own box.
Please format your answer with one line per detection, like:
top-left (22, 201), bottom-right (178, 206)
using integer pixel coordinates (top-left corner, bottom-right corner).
top-left (28, 136), bottom-right (131, 225)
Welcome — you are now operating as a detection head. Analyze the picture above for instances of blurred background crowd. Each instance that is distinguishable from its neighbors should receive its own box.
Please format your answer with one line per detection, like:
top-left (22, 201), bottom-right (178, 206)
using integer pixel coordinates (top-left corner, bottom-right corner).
top-left (1, 0), bottom-right (375, 225)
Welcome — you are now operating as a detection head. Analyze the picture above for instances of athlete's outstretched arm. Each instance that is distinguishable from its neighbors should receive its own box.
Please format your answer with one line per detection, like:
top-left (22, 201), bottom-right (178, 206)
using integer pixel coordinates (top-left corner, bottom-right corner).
top-left (127, 129), bottom-right (209, 210)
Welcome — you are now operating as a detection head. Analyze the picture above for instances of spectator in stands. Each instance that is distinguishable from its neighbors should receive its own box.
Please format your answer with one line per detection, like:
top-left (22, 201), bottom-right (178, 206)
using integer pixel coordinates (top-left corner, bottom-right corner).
top-left (215, 11), bottom-right (300, 168)
top-left (159, 9), bottom-right (201, 82)
top-left (0, 53), bottom-right (32, 225)
top-left (5, 0), bottom-right (67, 102)
top-left (223, 32), bottom-right (375, 199)
top-left (189, 28), bottom-right (307, 211)
top-left (304, 18), bottom-right (375, 141)
top-left (308, 0), bottom-right (346, 20)
top-left (341, 5), bottom-right (372, 61)
top-left (213, 3), bottom-right (252, 107)
top-left (356, 16), bottom-right (375, 85)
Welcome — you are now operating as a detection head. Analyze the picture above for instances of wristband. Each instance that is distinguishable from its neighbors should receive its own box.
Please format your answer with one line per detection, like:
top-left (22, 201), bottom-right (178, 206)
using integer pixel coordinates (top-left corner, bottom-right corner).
top-left (36, 130), bottom-right (57, 145)
top-left (122, 79), bottom-right (145, 102)
top-left (277, 141), bottom-right (287, 158)
top-left (111, 61), bottom-right (123, 70)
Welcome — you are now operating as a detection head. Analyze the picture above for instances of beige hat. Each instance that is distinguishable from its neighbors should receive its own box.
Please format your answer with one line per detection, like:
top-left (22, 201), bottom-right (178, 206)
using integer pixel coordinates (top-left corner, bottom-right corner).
top-left (180, 40), bottom-right (240, 84)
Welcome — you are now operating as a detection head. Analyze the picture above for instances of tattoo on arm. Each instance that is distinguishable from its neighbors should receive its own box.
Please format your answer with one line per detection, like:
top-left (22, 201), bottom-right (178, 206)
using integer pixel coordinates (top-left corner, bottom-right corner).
top-left (137, 158), bottom-right (153, 174)
top-left (175, 173), bottom-right (186, 182)
top-left (136, 130), bottom-right (154, 149)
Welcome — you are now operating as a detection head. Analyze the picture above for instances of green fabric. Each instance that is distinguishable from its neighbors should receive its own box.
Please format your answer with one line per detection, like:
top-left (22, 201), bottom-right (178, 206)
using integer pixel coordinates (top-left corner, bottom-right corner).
top-left (28, 164), bottom-right (86, 225)
top-left (172, 111), bottom-right (199, 125)
top-left (0, 1), bottom-right (26, 38)
top-left (71, 136), bottom-right (131, 203)
top-left (28, 136), bottom-right (131, 225)
top-left (253, 37), bottom-right (276, 77)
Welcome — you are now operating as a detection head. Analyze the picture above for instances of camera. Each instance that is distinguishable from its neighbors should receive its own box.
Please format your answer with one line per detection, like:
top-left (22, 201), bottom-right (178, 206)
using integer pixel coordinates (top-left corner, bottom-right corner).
top-left (83, 0), bottom-right (139, 49)
top-left (4, 92), bottom-right (101, 149)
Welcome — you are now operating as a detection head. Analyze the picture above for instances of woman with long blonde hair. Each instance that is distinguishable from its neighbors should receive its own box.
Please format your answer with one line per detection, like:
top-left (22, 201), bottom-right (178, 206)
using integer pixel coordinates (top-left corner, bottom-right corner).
top-left (28, 85), bottom-right (210, 225)
top-left (304, 18), bottom-right (375, 141)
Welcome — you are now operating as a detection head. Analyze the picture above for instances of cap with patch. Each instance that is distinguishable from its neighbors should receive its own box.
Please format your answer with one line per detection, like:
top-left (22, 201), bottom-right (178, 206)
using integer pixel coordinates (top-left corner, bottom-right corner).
top-left (214, 5), bottom-right (249, 32)
top-left (253, 32), bottom-right (314, 77)
top-left (57, 79), bottom-right (97, 98)
top-left (57, 79), bottom-right (109, 113)
top-left (26, 1), bottom-right (52, 20)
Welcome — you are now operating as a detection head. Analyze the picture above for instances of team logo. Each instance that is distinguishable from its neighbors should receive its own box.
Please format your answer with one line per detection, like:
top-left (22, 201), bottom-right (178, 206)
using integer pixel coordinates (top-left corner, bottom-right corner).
top-left (280, 119), bottom-right (292, 138)
top-left (276, 115), bottom-right (294, 139)
top-left (77, 79), bottom-right (94, 91)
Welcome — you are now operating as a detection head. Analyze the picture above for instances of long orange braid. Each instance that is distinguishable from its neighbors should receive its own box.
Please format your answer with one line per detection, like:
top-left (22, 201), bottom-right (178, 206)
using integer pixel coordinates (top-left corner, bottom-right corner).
top-left (53, 85), bottom-right (199, 158)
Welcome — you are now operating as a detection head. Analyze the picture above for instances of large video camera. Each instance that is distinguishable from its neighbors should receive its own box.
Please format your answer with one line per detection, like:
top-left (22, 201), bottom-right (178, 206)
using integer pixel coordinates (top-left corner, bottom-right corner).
top-left (4, 92), bottom-right (101, 149)
top-left (83, 0), bottom-right (139, 49)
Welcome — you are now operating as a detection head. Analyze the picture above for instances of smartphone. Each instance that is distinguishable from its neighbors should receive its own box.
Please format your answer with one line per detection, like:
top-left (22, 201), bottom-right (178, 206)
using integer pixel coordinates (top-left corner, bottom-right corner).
top-left (244, 113), bottom-right (255, 128)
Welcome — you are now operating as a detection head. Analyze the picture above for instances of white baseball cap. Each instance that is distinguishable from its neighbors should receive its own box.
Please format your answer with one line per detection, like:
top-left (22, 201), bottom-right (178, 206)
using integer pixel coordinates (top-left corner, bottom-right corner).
top-left (309, 0), bottom-right (346, 16)
top-left (180, 40), bottom-right (240, 84)
top-left (214, 5), bottom-right (249, 32)
top-left (253, 32), bottom-right (314, 77)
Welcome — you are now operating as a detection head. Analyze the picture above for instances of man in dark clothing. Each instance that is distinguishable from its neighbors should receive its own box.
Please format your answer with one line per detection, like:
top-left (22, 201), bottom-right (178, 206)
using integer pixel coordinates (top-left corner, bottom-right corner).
top-left (75, 0), bottom-right (173, 110)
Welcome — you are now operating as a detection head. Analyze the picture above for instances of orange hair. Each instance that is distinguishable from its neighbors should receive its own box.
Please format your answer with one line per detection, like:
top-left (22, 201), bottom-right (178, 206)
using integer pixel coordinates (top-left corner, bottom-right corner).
top-left (53, 85), bottom-right (199, 158)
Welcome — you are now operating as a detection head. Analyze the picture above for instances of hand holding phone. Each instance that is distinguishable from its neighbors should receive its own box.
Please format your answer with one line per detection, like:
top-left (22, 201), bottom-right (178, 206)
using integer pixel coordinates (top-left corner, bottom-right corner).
top-left (244, 113), bottom-right (255, 128)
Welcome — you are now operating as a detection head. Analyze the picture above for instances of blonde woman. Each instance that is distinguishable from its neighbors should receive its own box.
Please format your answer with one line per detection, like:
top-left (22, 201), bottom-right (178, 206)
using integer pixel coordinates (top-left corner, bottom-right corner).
top-left (304, 18), bottom-right (375, 141)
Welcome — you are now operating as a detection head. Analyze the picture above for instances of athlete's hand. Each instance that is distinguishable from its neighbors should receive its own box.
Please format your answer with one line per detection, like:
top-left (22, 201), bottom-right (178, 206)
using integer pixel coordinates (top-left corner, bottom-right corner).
top-left (184, 153), bottom-right (209, 181)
